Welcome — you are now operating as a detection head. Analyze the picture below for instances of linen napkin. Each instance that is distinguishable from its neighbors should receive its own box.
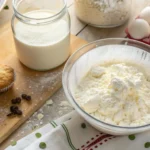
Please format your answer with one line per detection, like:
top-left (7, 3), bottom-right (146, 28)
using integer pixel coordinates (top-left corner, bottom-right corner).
top-left (6, 111), bottom-right (150, 150)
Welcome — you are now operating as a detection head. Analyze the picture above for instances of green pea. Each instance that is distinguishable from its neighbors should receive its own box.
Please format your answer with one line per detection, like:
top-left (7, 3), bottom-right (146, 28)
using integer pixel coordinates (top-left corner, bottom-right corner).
top-left (145, 142), bottom-right (150, 148)
top-left (35, 133), bottom-right (42, 138)
top-left (81, 123), bottom-right (86, 129)
top-left (128, 134), bottom-right (135, 140)
top-left (39, 142), bottom-right (47, 149)
top-left (11, 141), bottom-right (17, 146)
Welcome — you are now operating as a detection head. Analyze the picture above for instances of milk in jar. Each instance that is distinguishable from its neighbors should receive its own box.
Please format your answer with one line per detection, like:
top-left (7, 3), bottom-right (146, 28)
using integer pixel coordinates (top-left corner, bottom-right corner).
top-left (12, 0), bottom-right (70, 71)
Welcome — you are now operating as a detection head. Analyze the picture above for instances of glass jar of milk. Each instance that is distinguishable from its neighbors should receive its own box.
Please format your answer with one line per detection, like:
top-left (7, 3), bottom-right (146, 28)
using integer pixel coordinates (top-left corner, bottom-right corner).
top-left (11, 0), bottom-right (70, 71)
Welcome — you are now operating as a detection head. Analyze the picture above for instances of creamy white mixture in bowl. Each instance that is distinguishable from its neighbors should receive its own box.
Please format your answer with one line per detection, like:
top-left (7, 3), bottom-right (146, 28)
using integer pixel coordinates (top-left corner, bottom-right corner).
top-left (63, 38), bottom-right (150, 135)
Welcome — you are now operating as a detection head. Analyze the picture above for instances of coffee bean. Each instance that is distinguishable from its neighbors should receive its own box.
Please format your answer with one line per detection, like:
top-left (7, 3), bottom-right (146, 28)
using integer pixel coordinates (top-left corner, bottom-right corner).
top-left (11, 99), bottom-right (17, 104)
top-left (9, 93), bottom-right (31, 116)
top-left (10, 106), bottom-right (18, 113)
top-left (7, 113), bottom-right (13, 116)
top-left (16, 97), bottom-right (21, 103)
top-left (22, 94), bottom-right (27, 99)
top-left (26, 95), bottom-right (31, 101)
top-left (11, 97), bottom-right (21, 104)
top-left (15, 109), bottom-right (22, 115)
top-left (22, 94), bottom-right (31, 101)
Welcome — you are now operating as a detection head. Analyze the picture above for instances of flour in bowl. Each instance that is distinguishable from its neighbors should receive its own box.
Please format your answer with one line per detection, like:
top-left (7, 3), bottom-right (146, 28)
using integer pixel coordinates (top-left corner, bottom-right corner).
top-left (75, 0), bottom-right (131, 27)
top-left (74, 63), bottom-right (150, 126)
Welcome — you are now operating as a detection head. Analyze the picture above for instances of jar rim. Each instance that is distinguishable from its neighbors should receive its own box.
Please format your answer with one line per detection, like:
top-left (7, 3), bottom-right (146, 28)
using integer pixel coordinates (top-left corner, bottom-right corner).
top-left (12, 0), bottom-right (67, 24)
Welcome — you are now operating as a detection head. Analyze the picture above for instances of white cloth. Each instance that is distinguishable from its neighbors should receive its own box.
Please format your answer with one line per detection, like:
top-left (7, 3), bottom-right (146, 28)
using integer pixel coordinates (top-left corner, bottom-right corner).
top-left (6, 111), bottom-right (150, 150)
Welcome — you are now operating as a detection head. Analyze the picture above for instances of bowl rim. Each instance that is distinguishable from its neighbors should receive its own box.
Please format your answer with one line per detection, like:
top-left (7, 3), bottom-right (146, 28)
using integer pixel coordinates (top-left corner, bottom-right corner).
top-left (62, 38), bottom-right (150, 130)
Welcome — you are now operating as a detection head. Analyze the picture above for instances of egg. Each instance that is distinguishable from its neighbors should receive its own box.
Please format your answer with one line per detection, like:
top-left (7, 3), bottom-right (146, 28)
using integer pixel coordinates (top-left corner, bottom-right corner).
top-left (140, 6), bottom-right (150, 24)
top-left (128, 19), bottom-right (150, 39)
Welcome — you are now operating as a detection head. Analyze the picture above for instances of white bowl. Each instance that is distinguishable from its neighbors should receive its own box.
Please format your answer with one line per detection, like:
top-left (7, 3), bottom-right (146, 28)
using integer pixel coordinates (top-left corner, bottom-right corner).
top-left (62, 38), bottom-right (150, 135)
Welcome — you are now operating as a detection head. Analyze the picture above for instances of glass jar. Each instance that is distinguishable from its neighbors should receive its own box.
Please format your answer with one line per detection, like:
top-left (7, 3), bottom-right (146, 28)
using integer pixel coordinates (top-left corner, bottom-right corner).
top-left (12, 0), bottom-right (70, 71)
top-left (75, 0), bottom-right (132, 28)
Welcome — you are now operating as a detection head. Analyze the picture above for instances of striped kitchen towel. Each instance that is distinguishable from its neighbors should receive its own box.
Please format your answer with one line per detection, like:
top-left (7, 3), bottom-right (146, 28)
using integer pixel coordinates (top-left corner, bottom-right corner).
top-left (6, 111), bottom-right (150, 150)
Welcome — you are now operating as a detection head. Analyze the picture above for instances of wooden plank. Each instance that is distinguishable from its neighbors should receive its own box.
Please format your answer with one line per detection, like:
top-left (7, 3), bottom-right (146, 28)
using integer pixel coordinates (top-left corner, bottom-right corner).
top-left (78, 0), bottom-right (150, 42)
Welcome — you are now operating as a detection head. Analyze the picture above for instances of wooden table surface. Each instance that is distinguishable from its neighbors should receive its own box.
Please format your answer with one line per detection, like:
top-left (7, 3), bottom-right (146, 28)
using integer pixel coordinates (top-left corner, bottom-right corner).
top-left (1, 0), bottom-right (150, 149)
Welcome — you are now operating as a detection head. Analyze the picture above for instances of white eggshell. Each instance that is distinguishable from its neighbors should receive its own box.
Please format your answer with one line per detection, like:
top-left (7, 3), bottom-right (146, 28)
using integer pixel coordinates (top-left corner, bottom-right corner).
top-left (128, 19), bottom-right (150, 39)
top-left (140, 6), bottom-right (150, 24)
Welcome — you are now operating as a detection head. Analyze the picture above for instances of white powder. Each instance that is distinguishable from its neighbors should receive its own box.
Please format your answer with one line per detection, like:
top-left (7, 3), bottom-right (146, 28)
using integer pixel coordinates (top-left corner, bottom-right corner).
top-left (46, 99), bottom-right (53, 106)
top-left (75, 0), bottom-right (131, 27)
top-left (75, 63), bottom-right (150, 126)
top-left (37, 113), bottom-right (44, 120)
top-left (59, 101), bottom-right (72, 107)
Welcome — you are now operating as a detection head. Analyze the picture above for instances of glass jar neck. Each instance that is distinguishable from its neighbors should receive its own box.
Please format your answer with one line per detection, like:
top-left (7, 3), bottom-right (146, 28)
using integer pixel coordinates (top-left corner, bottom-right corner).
top-left (12, 0), bottom-right (67, 25)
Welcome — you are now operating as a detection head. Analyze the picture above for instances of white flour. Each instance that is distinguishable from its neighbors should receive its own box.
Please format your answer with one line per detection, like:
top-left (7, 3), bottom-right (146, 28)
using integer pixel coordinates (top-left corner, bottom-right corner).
top-left (75, 63), bottom-right (150, 126)
top-left (75, 0), bottom-right (131, 27)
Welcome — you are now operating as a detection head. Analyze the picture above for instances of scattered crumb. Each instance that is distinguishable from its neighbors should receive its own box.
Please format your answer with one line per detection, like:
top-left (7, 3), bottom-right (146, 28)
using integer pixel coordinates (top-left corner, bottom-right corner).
top-left (33, 112), bottom-right (38, 117)
top-left (59, 101), bottom-right (72, 108)
top-left (46, 99), bottom-right (53, 106)
top-left (32, 125), bottom-right (38, 130)
top-left (39, 109), bottom-right (43, 113)
top-left (58, 111), bottom-right (63, 115)
top-left (40, 121), bottom-right (43, 125)
top-left (37, 113), bottom-right (44, 120)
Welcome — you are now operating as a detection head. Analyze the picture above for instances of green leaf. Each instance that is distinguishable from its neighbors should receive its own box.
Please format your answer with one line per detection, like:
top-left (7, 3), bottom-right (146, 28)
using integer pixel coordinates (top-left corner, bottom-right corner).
top-left (128, 134), bottom-right (135, 140)
top-left (39, 142), bottom-right (47, 149)
top-left (145, 142), bottom-right (150, 148)
top-left (4, 5), bottom-right (9, 10)
top-left (35, 133), bottom-right (42, 138)
top-left (11, 141), bottom-right (17, 146)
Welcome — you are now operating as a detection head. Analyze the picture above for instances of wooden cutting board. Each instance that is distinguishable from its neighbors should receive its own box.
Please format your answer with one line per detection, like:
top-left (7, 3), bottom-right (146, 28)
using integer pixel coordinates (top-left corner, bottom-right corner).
top-left (0, 22), bottom-right (87, 144)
